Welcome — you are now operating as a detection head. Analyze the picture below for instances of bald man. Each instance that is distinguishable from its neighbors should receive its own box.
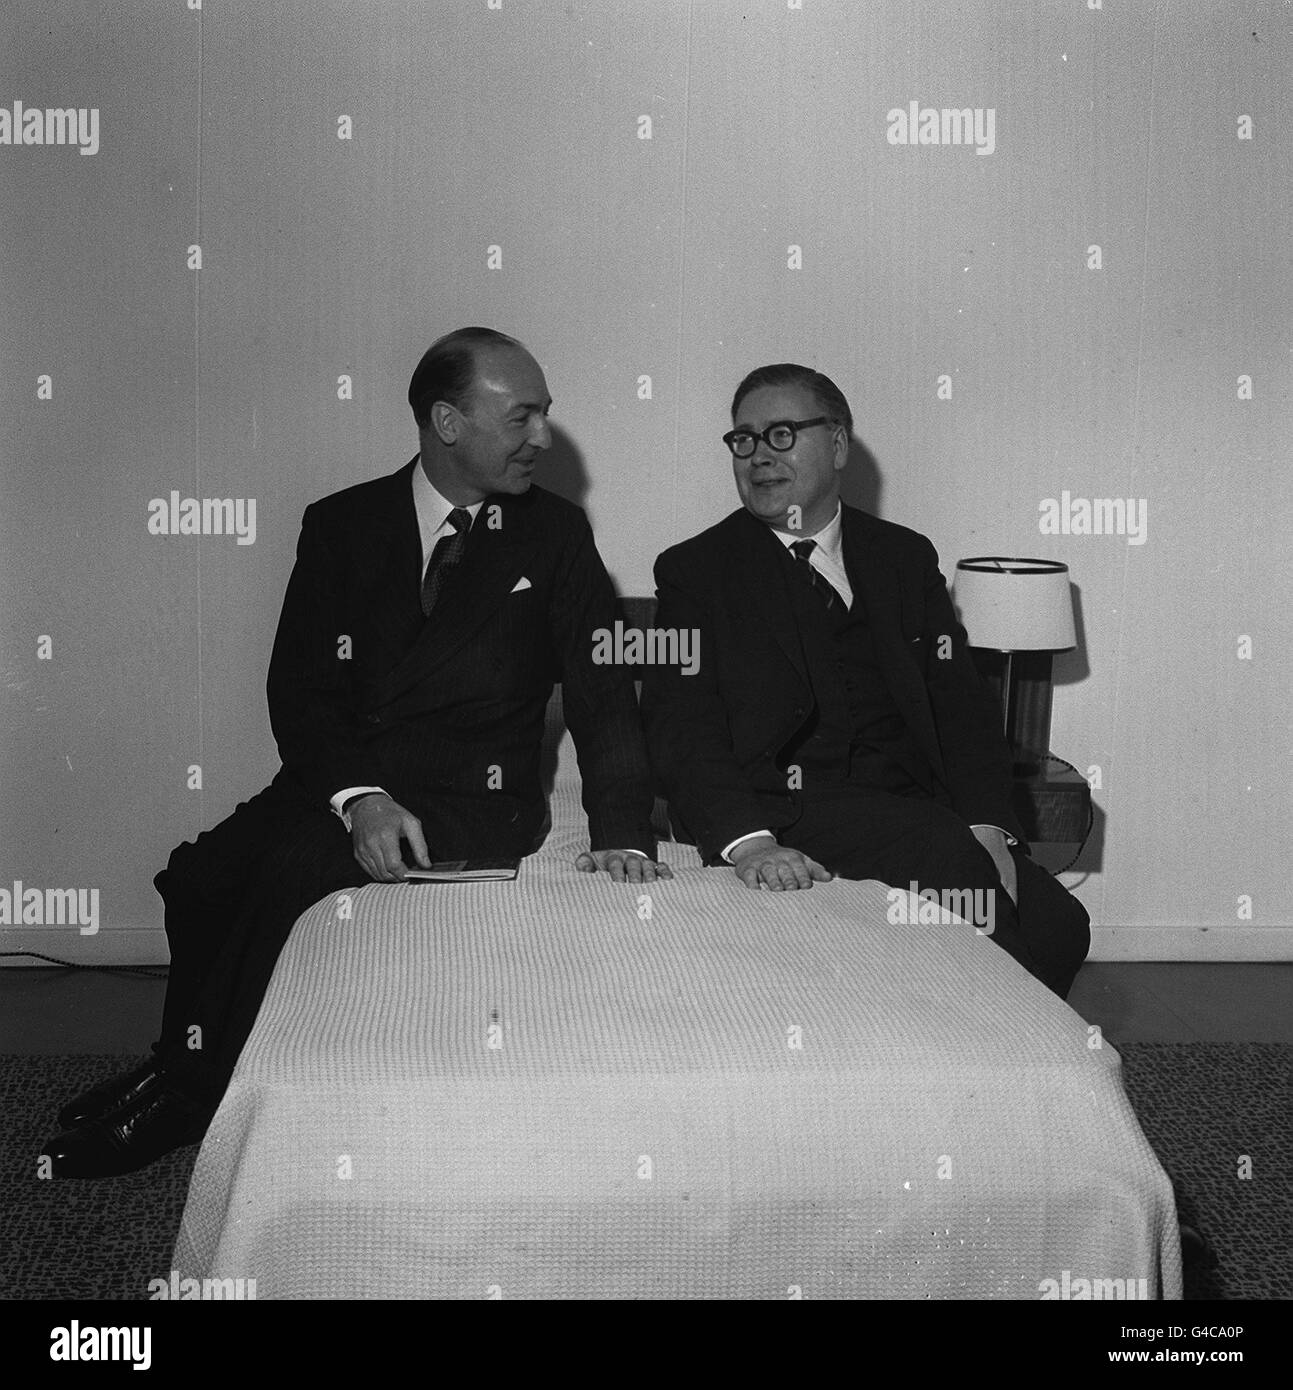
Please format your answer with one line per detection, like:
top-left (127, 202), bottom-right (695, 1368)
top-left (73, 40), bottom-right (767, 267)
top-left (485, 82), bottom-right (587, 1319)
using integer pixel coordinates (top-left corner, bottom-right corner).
top-left (46, 327), bottom-right (667, 1176)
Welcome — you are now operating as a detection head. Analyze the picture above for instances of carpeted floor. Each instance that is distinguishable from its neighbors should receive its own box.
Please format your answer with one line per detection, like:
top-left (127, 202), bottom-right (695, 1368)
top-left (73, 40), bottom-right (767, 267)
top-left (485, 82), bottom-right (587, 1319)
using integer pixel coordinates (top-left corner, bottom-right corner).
top-left (1, 1043), bottom-right (1288, 1300)
top-left (1112, 1042), bottom-right (1290, 1301)
top-left (0, 1054), bottom-right (200, 1301)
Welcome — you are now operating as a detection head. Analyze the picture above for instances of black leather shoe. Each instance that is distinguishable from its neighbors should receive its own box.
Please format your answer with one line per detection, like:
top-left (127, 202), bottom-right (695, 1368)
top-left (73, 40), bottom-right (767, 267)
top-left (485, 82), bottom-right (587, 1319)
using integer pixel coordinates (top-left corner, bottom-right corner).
top-left (43, 1085), bottom-right (213, 1178)
top-left (56, 1060), bottom-right (166, 1129)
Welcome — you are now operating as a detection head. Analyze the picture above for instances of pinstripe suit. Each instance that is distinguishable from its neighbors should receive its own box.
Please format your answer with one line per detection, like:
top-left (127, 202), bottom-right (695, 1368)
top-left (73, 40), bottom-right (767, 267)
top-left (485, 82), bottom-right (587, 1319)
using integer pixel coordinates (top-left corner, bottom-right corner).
top-left (153, 458), bottom-right (656, 1100)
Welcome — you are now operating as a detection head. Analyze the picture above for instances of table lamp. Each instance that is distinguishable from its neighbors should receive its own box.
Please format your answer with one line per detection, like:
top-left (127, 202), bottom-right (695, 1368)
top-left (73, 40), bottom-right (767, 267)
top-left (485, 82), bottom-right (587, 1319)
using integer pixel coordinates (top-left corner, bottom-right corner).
top-left (953, 557), bottom-right (1077, 774)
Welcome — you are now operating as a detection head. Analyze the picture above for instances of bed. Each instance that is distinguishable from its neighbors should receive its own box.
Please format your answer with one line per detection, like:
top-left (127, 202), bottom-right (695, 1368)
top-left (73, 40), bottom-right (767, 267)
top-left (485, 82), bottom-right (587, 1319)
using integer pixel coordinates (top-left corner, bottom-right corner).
top-left (171, 688), bottom-right (1181, 1300)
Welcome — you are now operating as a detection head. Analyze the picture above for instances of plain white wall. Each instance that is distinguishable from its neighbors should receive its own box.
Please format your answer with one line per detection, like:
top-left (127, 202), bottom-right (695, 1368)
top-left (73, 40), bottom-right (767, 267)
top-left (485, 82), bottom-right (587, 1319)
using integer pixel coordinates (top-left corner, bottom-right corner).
top-left (1, 0), bottom-right (1289, 963)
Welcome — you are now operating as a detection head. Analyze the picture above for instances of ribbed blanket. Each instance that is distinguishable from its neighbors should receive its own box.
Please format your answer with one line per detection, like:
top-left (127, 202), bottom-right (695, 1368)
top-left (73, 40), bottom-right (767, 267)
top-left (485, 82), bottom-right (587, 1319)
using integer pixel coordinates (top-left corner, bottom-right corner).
top-left (172, 723), bottom-right (1180, 1299)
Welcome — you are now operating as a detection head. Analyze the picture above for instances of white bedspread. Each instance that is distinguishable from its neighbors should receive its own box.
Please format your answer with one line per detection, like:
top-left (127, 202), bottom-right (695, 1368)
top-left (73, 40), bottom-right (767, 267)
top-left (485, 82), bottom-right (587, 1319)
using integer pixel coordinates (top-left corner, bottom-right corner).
top-left (172, 716), bottom-right (1181, 1300)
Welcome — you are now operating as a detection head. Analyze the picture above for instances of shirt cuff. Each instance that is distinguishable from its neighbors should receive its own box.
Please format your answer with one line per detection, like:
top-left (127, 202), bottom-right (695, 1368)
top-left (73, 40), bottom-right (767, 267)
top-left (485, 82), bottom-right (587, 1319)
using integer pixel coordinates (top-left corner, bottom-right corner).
top-left (721, 829), bottom-right (775, 864)
top-left (969, 822), bottom-right (1018, 847)
top-left (332, 786), bottom-right (387, 831)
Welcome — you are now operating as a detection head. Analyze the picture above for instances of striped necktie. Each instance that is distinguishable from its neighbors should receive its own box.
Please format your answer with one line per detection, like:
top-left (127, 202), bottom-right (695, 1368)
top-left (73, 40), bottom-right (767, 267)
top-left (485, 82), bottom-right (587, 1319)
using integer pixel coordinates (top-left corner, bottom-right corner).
top-left (420, 507), bottom-right (471, 617)
top-left (790, 538), bottom-right (845, 613)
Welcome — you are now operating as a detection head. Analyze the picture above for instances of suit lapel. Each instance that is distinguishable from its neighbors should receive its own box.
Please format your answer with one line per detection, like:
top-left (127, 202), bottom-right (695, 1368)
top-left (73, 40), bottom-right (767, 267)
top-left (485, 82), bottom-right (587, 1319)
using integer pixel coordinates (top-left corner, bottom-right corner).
top-left (362, 458), bottom-right (426, 660)
top-left (841, 507), bottom-right (909, 682)
top-left (839, 505), bottom-right (946, 781)
top-left (372, 489), bottom-right (543, 709)
top-left (730, 510), bottom-right (810, 686)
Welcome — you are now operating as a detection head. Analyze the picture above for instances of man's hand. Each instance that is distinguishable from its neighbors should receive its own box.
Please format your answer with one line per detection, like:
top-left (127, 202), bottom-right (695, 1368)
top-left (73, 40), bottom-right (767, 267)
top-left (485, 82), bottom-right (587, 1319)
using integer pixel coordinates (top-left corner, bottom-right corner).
top-left (729, 835), bottom-right (831, 892)
top-left (574, 850), bottom-right (674, 883)
top-left (970, 825), bottom-right (1017, 906)
top-left (349, 793), bottom-right (431, 881)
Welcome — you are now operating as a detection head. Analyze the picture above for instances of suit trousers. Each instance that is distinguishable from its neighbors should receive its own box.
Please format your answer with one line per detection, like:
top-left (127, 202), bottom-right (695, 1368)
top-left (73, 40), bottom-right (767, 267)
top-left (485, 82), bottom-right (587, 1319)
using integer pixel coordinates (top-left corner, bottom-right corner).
top-left (777, 783), bottom-right (1090, 998)
top-left (151, 777), bottom-right (371, 1103)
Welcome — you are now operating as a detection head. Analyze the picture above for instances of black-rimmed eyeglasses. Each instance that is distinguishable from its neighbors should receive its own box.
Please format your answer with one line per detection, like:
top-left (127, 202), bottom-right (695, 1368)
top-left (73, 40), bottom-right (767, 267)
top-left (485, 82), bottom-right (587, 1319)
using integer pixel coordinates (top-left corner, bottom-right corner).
top-left (722, 417), bottom-right (833, 459)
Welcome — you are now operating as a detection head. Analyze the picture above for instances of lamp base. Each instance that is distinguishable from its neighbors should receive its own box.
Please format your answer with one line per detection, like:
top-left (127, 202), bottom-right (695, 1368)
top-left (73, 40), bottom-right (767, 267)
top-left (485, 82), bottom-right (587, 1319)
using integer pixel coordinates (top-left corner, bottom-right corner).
top-left (969, 648), bottom-right (1056, 765)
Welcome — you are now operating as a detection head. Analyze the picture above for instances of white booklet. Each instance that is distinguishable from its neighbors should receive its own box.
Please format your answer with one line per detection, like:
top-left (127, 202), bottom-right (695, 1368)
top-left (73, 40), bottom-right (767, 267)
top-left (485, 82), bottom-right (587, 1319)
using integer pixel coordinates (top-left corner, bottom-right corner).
top-left (402, 859), bottom-right (520, 882)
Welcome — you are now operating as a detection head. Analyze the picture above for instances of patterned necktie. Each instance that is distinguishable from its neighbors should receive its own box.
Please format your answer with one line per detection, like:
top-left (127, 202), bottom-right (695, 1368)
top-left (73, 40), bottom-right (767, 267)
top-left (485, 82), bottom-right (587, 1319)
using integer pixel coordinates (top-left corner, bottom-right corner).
top-left (790, 539), bottom-right (845, 612)
top-left (420, 507), bottom-right (471, 617)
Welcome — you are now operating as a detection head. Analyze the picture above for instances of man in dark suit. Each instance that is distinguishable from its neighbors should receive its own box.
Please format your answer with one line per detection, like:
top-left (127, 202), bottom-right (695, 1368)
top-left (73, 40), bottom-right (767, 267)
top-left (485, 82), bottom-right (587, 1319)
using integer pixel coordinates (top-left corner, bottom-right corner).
top-left (46, 327), bottom-right (668, 1176)
top-left (640, 363), bottom-right (1088, 997)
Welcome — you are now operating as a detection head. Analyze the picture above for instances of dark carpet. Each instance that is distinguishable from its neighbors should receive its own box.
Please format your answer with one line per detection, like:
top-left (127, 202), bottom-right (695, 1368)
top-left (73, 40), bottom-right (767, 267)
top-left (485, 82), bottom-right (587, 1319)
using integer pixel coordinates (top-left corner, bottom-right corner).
top-left (0, 1044), bottom-right (1288, 1300)
top-left (0, 1055), bottom-right (199, 1301)
top-left (1112, 1042), bottom-right (1290, 1301)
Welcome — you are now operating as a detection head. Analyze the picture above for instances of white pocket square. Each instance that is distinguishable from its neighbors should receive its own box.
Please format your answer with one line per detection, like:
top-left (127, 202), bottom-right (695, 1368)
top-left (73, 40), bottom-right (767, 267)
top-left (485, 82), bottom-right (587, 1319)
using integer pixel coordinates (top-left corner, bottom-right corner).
top-left (510, 576), bottom-right (532, 593)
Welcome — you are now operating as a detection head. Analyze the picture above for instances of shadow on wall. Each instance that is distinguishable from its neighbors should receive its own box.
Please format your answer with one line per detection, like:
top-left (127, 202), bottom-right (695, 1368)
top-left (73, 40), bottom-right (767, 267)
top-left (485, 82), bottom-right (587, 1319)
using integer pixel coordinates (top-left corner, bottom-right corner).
top-left (1053, 582), bottom-right (1091, 688)
top-left (839, 435), bottom-right (883, 517)
top-left (534, 423), bottom-right (590, 511)
top-left (1051, 581), bottom-right (1102, 877)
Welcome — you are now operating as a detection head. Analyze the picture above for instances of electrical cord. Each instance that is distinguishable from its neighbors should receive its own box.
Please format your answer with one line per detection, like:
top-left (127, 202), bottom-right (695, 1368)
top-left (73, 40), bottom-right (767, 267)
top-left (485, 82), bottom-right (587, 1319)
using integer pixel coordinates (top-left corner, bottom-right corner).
top-left (1039, 751), bottom-right (1095, 875)
top-left (0, 951), bottom-right (168, 979)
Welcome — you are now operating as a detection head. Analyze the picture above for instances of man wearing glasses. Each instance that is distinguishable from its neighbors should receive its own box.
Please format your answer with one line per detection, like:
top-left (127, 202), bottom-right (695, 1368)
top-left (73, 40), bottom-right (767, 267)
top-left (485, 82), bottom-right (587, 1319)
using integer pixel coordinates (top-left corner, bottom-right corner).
top-left (640, 362), bottom-right (1088, 997)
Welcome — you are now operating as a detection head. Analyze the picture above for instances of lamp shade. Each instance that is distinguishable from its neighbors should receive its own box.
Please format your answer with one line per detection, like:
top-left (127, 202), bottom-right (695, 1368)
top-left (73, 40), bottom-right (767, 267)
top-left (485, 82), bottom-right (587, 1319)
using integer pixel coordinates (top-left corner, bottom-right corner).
top-left (953, 557), bottom-right (1076, 652)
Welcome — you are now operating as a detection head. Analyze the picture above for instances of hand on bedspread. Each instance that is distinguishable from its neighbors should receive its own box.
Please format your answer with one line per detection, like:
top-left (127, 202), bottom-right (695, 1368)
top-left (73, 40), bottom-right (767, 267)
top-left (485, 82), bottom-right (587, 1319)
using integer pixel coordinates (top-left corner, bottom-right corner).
top-left (349, 793), bottom-right (432, 881)
top-left (574, 850), bottom-right (674, 882)
top-left (729, 836), bottom-right (832, 892)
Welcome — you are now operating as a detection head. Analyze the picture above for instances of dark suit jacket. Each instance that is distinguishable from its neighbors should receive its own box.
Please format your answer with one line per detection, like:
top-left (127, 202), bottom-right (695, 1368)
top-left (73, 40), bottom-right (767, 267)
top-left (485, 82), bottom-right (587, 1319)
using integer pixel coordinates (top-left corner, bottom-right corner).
top-left (640, 503), bottom-right (1024, 865)
top-left (265, 458), bottom-right (655, 858)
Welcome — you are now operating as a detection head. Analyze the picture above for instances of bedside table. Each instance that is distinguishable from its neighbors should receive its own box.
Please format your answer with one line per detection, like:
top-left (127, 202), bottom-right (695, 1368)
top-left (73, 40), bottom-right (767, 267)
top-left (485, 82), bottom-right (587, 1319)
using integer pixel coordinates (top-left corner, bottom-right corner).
top-left (1009, 753), bottom-right (1092, 873)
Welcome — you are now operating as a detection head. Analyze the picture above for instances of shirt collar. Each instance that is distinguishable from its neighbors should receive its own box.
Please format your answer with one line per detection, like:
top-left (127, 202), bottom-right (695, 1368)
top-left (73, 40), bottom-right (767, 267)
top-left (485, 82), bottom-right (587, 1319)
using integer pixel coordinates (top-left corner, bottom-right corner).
top-left (769, 502), bottom-right (844, 562)
top-left (412, 456), bottom-right (485, 532)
